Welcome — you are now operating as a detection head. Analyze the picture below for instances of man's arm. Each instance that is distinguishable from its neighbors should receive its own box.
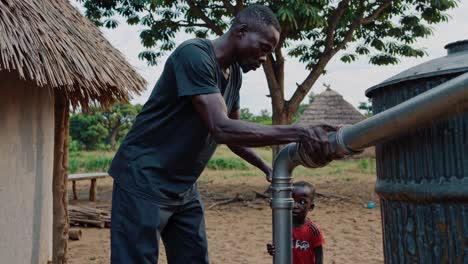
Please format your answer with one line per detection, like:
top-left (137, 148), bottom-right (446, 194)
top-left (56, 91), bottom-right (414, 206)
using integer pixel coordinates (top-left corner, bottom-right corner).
top-left (227, 110), bottom-right (272, 181)
top-left (192, 93), bottom-right (331, 148)
top-left (314, 246), bottom-right (323, 264)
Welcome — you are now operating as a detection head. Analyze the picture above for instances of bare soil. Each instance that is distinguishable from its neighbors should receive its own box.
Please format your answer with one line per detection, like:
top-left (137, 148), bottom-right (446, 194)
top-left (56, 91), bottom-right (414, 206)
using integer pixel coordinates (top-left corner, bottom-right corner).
top-left (68, 170), bottom-right (383, 264)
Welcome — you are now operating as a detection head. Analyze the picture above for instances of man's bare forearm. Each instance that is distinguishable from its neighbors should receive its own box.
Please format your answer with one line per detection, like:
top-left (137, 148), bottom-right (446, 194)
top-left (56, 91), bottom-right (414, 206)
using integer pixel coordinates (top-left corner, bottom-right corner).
top-left (228, 145), bottom-right (271, 174)
top-left (212, 119), bottom-right (307, 147)
top-left (192, 93), bottom-right (308, 147)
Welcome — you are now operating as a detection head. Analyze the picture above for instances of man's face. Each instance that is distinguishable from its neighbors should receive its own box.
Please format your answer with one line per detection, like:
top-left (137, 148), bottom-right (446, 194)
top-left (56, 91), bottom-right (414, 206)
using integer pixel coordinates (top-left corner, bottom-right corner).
top-left (235, 25), bottom-right (280, 73)
top-left (292, 186), bottom-right (315, 222)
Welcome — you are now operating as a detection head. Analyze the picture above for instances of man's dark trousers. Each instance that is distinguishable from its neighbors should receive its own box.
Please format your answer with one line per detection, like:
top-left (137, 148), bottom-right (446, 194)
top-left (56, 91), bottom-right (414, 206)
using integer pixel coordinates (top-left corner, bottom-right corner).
top-left (110, 183), bottom-right (209, 264)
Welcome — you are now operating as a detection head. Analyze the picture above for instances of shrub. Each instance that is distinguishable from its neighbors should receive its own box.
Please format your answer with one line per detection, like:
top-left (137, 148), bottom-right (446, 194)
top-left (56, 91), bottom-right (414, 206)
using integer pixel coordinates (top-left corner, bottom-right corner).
top-left (69, 137), bottom-right (81, 152)
top-left (69, 159), bottom-right (80, 174)
top-left (83, 155), bottom-right (113, 172)
top-left (358, 159), bottom-right (369, 170)
top-left (96, 143), bottom-right (111, 151)
top-left (357, 158), bottom-right (376, 173)
top-left (206, 158), bottom-right (248, 170)
top-left (69, 152), bottom-right (113, 173)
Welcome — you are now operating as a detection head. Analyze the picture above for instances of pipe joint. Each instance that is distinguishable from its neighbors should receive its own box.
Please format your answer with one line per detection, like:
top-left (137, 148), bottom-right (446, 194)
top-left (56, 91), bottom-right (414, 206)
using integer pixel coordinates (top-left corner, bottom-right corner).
top-left (269, 186), bottom-right (293, 193)
top-left (334, 126), bottom-right (364, 155)
top-left (270, 198), bottom-right (294, 209)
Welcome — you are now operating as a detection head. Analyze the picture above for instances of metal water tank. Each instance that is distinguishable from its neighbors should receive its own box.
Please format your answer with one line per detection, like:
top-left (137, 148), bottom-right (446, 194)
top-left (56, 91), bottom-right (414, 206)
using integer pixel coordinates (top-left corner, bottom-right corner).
top-left (366, 40), bottom-right (468, 263)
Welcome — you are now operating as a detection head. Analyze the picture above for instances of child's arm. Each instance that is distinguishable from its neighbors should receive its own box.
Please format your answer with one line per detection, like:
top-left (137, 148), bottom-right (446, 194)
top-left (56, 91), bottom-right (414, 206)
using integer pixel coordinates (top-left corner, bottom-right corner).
top-left (314, 246), bottom-right (323, 264)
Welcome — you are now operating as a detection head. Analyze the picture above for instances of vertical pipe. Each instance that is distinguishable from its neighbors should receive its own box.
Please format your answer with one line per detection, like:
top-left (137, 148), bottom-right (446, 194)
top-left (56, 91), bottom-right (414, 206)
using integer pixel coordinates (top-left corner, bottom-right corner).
top-left (271, 144), bottom-right (301, 264)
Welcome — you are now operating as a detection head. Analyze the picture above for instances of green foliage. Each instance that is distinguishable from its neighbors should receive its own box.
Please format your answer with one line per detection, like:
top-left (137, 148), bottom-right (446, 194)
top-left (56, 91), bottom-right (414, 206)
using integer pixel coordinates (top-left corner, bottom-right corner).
top-left (358, 99), bottom-right (373, 117)
top-left (358, 158), bottom-right (369, 170)
top-left (206, 158), bottom-right (249, 170)
top-left (254, 109), bottom-right (272, 125)
top-left (70, 113), bottom-right (108, 150)
top-left (101, 103), bottom-right (142, 150)
top-left (69, 151), bottom-right (114, 174)
top-left (357, 158), bottom-right (376, 173)
top-left (78, 0), bottom-right (458, 67)
top-left (69, 137), bottom-right (81, 152)
top-left (78, 0), bottom-right (458, 141)
top-left (83, 156), bottom-right (113, 172)
top-left (69, 103), bottom-right (141, 151)
top-left (239, 108), bottom-right (272, 124)
top-left (240, 108), bottom-right (255, 121)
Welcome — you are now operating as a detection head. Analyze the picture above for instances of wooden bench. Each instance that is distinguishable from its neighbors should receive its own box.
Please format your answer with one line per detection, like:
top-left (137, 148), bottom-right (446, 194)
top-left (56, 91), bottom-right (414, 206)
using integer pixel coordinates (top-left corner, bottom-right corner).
top-left (68, 173), bottom-right (109, 201)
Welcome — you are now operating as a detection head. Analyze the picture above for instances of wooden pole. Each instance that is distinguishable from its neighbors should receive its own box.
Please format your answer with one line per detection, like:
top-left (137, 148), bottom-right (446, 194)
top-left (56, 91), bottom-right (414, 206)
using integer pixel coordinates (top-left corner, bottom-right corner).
top-left (89, 178), bottom-right (97, 202)
top-left (72, 181), bottom-right (77, 200)
top-left (52, 93), bottom-right (69, 264)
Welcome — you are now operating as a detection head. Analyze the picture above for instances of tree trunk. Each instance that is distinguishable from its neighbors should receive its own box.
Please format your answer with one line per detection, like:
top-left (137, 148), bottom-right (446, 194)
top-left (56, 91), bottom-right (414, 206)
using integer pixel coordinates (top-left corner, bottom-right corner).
top-left (264, 57), bottom-right (295, 160)
top-left (109, 127), bottom-right (119, 150)
top-left (53, 93), bottom-right (69, 264)
top-left (271, 107), bottom-right (294, 160)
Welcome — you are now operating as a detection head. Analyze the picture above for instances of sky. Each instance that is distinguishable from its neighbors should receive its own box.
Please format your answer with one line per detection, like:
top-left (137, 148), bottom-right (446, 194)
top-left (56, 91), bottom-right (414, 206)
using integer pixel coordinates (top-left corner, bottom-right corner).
top-left (71, 1), bottom-right (467, 114)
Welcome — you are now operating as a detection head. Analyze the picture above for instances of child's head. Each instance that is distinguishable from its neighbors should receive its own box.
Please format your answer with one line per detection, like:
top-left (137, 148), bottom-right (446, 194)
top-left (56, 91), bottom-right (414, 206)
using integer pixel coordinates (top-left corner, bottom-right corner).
top-left (292, 181), bottom-right (316, 222)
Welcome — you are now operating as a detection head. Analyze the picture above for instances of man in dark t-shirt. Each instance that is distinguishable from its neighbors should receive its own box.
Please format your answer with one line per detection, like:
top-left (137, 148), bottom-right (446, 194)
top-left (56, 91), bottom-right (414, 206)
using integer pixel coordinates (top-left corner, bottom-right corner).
top-left (109, 5), bottom-right (338, 264)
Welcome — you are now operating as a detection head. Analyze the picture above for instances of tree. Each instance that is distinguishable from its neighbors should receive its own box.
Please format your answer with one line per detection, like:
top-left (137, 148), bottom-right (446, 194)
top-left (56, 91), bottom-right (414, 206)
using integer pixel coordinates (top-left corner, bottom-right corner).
top-left (69, 103), bottom-right (142, 150)
top-left (101, 103), bottom-right (142, 150)
top-left (240, 107), bottom-right (255, 121)
top-left (79, 0), bottom-right (458, 152)
top-left (255, 109), bottom-right (272, 125)
top-left (70, 112), bottom-right (108, 150)
top-left (358, 98), bottom-right (373, 117)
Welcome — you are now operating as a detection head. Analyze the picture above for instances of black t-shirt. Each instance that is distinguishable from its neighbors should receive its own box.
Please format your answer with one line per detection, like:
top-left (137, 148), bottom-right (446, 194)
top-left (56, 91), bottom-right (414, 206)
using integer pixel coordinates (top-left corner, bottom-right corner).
top-left (108, 38), bottom-right (242, 204)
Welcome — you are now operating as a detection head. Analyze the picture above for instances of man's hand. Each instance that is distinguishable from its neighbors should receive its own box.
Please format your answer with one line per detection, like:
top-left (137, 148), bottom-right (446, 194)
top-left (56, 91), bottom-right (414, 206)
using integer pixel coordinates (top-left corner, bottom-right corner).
top-left (299, 124), bottom-right (343, 167)
top-left (266, 243), bottom-right (275, 256)
top-left (265, 166), bottom-right (273, 182)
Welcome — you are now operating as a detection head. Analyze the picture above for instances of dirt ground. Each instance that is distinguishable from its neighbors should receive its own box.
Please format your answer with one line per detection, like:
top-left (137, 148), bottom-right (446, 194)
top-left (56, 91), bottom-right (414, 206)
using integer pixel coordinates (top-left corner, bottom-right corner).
top-left (68, 169), bottom-right (383, 264)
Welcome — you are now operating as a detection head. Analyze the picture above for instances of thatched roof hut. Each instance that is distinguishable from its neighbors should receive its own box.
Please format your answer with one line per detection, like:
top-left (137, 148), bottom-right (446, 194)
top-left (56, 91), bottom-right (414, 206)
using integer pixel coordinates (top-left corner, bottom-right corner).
top-left (0, 0), bottom-right (145, 106)
top-left (0, 1), bottom-right (146, 263)
top-left (296, 88), bottom-right (365, 126)
top-left (296, 88), bottom-right (376, 158)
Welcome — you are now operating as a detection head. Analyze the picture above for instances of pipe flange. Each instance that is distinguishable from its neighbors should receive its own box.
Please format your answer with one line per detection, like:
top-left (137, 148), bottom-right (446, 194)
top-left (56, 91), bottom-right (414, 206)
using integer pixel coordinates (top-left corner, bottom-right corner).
top-left (336, 126), bottom-right (364, 155)
top-left (270, 198), bottom-right (294, 209)
top-left (270, 186), bottom-right (293, 193)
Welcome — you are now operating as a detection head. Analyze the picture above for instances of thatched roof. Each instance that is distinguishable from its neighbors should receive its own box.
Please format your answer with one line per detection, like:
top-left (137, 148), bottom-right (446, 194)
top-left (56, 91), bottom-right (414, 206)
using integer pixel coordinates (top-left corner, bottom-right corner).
top-left (296, 88), bottom-right (365, 126)
top-left (0, 0), bottom-right (146, 106)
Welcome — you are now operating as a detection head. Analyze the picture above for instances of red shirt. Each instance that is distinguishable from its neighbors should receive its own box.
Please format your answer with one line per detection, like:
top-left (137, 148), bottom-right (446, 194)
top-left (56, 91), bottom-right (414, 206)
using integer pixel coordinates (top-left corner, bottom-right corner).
top-left (292, 219), bottom-right (324, 264)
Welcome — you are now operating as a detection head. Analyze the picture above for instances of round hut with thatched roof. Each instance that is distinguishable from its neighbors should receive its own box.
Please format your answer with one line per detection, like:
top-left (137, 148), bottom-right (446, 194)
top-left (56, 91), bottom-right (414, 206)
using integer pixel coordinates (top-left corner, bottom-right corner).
top-left (296, 87), bottom-right (375, 158)
top-left (296, 87), bottom-right (365, 127)
top-left (0, 1), bottom-right (146, 263)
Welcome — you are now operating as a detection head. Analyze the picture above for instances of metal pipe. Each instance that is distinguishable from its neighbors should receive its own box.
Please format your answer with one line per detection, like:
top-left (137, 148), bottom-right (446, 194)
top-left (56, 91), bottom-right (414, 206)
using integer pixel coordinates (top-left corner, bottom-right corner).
top-left (270, 144), bottom-right (301, 264)
top-left (334, 71), bottom-right (468, 153)
top-left (270, 71), bottom-right (468, 264)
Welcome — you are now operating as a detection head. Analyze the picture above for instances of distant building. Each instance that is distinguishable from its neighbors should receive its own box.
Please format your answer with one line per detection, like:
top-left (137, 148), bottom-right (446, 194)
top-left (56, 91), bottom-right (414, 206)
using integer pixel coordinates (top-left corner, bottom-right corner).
top-left (296, 87), bottom-right (365, 126)
top-left (296, 88), bottom-right (374, 158)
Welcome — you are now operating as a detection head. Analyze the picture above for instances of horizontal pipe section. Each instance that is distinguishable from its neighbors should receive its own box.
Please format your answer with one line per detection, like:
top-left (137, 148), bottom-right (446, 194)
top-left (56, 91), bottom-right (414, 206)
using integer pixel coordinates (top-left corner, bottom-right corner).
top-left (335, 71), bottom-right (468, 153)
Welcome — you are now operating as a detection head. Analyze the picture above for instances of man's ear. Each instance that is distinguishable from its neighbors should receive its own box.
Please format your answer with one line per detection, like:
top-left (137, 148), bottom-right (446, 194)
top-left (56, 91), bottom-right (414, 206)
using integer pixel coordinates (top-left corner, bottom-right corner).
top-left (235, 23), bottom-right (248, 39)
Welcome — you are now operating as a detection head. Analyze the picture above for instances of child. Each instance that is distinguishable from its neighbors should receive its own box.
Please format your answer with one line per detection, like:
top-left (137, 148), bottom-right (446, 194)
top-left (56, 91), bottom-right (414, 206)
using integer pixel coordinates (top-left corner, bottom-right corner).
top-left (267, 181), bottom-right (324, 264)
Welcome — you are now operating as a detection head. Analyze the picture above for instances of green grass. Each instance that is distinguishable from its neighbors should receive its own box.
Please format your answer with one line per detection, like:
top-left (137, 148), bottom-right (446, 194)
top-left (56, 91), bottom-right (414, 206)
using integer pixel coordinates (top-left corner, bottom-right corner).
top-left (69, 151), bottom-right (114, 174)
top-left (69, 145), bottom-right (376, 178)
top-left (206, 158), bottom-right (249, 170)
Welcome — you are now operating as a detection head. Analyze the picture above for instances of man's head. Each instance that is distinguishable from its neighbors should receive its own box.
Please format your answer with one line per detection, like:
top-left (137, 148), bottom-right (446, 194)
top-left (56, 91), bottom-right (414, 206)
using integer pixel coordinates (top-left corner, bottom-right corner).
top-left (292, 181), bottom-right (316, 222)
top-left (229, 5), bottom-right (281, 73)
